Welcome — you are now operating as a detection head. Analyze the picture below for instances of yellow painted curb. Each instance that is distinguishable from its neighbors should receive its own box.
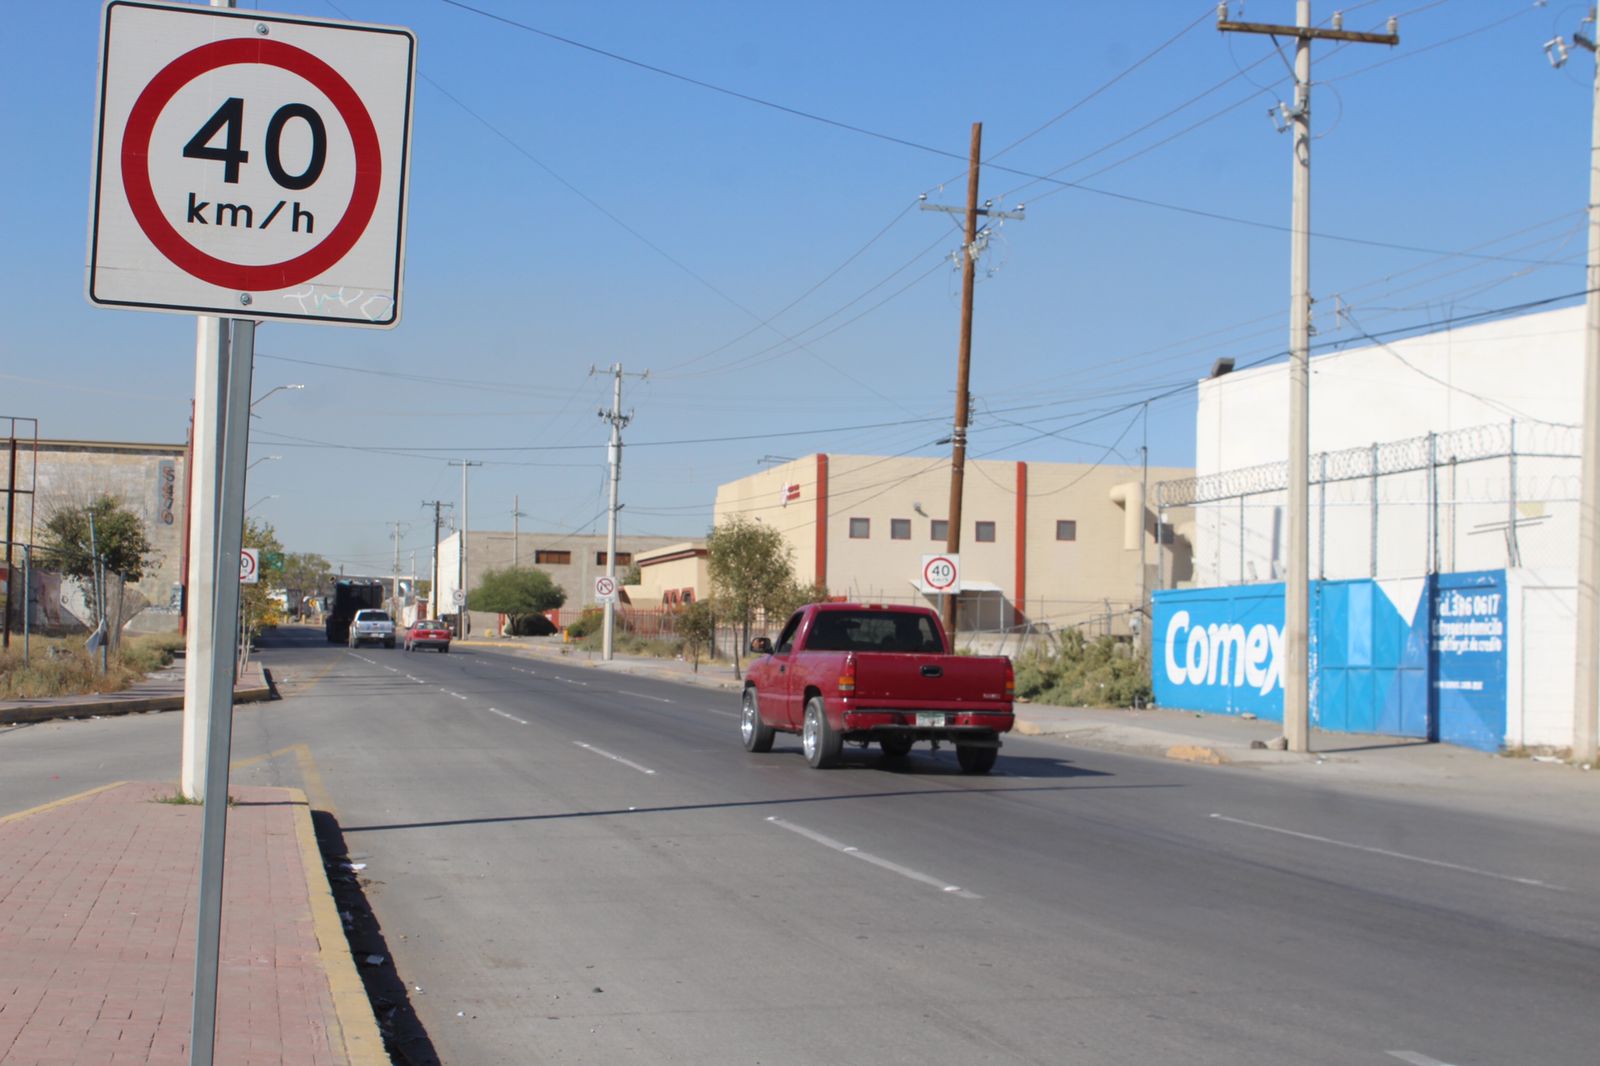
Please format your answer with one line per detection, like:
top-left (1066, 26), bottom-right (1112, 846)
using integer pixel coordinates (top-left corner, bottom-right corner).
top-left (0, 780), bottom-right (127, 826)
top-left (286, 786), bottom-right (387, 1066)
top-left (1166, 744), bottom-right (1228, 765)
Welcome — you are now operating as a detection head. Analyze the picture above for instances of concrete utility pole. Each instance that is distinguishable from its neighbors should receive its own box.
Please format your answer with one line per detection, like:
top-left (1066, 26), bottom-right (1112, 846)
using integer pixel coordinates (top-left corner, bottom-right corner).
top-left (1218, 1), bottom-right (1397, 753)
top-left (421, 499), bottom-right (449, 620)
top-left (920, 123), bottom-right (1024, 644)
top-left (1553, 14), bottom-right (1600, 765)
top-left (449, 461), bottom-right (481, 636)
top-left (389, 521), bottom-right (407, 617)
top-left (594, 363), bottom-right (647, 661)
top-left (512, 494), bottom-right (526, 568)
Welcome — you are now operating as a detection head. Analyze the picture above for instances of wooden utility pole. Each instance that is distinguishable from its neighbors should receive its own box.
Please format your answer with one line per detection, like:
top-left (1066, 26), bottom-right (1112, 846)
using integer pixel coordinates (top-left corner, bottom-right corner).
top-left (1218, 2), bottom-right (1397, 753)
top-left (921, 123), bottom-right (1023, 644)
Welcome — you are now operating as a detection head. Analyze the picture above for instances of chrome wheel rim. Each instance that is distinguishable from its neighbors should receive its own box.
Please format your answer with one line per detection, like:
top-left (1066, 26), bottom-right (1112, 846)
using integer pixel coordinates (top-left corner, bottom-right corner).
top-left (802, 709), bottom-right (819, 760)
top-left (740, 696), bottom-right (755, 744)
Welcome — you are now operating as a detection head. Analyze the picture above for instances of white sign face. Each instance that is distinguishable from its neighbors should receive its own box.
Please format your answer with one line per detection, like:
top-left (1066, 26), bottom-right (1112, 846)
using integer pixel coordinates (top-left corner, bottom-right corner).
top-left (88, 1), bottom-right (415, 326)
top-left (920, 553), bottom-right (960, 594)
top-left (451, 588), bottom-right (466, 607)
top-left (594, 575), bottom-right (618, 604)
top-left (240, 548), bottom-right (260, 584)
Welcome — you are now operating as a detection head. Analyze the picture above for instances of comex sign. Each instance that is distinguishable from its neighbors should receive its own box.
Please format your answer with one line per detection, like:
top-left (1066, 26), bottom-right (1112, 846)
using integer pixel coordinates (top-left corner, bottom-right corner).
top-left (1153, 585), bottom-right (1286, 718)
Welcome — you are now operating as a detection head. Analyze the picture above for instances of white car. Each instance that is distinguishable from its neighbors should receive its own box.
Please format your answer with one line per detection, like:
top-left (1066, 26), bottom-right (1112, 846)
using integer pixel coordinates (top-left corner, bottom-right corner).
top-left (348, 609), bottom-right (396, 649)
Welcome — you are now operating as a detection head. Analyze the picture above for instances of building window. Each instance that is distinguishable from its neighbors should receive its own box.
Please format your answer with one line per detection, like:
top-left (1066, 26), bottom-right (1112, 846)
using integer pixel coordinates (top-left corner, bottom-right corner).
top-left (1157, 522), bottom-right (1174, 545)
top-left (975, 521), bottom-right (996, 543)
top-left (1056, 520), bottom-right (1077, 542)
top-left (535, 550), bottom-right (571, 565)
top-left (849, 517), bottom-right (870, 539)
top-left (596, 551), bottom-right (633, 566)
top-left (930, 519), bottom-right (948, 541)
top-left (890, 518), bottom-right (911, 540)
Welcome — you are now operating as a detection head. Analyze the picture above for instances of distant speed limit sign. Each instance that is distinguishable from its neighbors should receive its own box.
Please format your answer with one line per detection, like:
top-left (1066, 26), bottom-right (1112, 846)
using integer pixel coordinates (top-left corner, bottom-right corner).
top-left (239, 548), bottom-right (260, 584)
top-left (88, 1), bottom-right (415, 326)
top-left (920, 554), bottom-right (960, 594)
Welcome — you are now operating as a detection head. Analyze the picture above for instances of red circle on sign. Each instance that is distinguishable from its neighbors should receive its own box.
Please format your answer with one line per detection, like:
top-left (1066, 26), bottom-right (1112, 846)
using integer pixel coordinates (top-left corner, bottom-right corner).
top-left (924, 556), bottom-right (956, 591)
top-left (120, 37), bottom-right (381, 292)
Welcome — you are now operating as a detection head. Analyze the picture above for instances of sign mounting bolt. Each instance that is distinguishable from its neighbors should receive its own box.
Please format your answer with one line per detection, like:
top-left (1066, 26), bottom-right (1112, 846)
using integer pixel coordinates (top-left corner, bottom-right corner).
top-left (238, 293), bottom-right (252, 306)
top-left (255, 23), bottom-right (269, 35)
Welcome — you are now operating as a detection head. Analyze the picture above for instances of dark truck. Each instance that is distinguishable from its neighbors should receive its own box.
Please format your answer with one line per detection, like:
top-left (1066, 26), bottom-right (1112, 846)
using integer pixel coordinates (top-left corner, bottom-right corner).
top-left (326, 579), bottom-right (385, 644)
top-left (741, 602), bottom-right (1015, 773)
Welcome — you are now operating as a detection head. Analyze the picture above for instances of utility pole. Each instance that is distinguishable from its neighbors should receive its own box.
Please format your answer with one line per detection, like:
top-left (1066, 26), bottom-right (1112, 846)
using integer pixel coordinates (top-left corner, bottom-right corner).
top-left (594, 363), bottom-right (647, 661)
top-left (512, 494), bottom-right (526, 568)
top-left (920, 122), bottom-right (1024, 644)
top-left (389, 521), bottom-right (407, 618)
top-left (1218, 2), bottom-right (1397, 753)
top-left (421, 499), bottom-right (449, 620)
top-left (1552, 13), bottom-right (1600, 766)
top-left (448, 461), bottom-right (481, 636)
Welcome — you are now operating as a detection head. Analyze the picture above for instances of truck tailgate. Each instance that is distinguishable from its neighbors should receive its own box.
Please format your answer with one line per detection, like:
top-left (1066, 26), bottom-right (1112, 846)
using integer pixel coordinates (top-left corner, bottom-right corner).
top-left (851, 654), bottom-right (1009, 704)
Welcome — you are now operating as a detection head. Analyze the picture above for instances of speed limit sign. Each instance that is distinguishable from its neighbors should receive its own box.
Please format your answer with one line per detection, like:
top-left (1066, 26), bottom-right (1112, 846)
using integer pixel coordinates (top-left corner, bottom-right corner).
top-left (88, 2), bottom-right (415, 326)
top-left (920, 554), bottom-right (960, 594)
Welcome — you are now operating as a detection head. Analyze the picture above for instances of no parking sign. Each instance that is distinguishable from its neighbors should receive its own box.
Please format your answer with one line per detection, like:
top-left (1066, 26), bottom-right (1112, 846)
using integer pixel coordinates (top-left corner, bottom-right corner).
top-left (88, 1), bottom-right (415, 326)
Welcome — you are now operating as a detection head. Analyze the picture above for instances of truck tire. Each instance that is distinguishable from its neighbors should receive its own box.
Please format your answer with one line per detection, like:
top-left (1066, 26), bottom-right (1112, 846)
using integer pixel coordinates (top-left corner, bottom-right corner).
top-left (802, 697), bottom-right (842, 769)
top-left (879, 735), bottom-right (914, 759)
top-left (740, 688), bottom-right (775, 753)
top-left (956, 744), bottom-right (997, 775)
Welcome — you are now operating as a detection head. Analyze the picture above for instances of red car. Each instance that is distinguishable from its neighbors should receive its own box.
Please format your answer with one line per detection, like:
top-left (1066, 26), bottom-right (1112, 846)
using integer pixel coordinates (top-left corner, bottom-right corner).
top-left (742, 603), bottom-right (1014, 773)
top-left (404, 619), bottom-right (452, 653)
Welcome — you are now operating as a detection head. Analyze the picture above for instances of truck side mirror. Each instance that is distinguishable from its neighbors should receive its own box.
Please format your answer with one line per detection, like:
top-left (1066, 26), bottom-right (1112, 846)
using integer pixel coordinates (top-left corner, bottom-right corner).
top-left (749, 636), bottom-right (773, 655)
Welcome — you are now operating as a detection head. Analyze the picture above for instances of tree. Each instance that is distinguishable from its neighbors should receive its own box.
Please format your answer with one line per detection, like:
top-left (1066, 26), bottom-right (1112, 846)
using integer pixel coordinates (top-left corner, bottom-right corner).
top-left (621, 563), bottom-right (642, 586)
top-left (468, 567), bottom-right (566, 630)
top-left (241, 518), bottom-right (285, 640)
top-left (707, 516), bottom-right (797, 675)
top-left (40, 495), bottom-right (155, 623)
top-left (678, 599), bottom-right (716, 672)
top-left (278, 551), bottom-right (332, 614)
top-left (767, 579), bottom-right (832, 624)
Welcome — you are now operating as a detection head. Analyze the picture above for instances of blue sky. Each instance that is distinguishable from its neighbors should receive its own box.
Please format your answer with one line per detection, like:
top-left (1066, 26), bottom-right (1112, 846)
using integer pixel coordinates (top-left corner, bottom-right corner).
top-left (1, 0), bottom-right (1589, 575)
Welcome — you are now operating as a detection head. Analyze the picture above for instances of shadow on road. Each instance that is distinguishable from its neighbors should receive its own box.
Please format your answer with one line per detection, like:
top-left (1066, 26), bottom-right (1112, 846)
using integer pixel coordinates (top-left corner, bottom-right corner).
top-left (312, 809), bottom-right (442, 1066)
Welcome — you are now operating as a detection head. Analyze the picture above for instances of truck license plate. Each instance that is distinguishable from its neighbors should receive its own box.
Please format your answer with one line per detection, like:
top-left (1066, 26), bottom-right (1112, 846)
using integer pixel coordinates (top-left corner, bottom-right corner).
top-left (916, 712), bottom-right (946, 727)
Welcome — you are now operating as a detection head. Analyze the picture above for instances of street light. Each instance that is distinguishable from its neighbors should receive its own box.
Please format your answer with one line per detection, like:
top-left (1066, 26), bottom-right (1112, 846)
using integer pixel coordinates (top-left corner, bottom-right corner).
top-left (246, 494), bottom-right (279, 513)
top-left (246, 454), bottom-right (282, 472)
top-left (250, 383), bottom-right (305, 411)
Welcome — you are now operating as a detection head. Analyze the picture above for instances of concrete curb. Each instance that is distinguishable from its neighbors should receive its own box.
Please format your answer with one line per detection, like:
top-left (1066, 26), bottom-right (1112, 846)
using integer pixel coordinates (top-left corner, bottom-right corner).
top-left (286, 786), bottom-right (388, 1066)
top-left (0, 669), bottom-right (276, 726)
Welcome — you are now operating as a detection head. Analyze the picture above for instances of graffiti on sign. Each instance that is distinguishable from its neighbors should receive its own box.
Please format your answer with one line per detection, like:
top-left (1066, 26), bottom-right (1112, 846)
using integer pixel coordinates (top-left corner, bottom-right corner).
top-left (157, 460), bottom-right (177, 525)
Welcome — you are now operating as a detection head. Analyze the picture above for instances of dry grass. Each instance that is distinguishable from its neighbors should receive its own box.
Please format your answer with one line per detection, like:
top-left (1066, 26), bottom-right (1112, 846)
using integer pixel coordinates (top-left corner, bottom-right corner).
top-left (0, 632), bottom-right (185, 700)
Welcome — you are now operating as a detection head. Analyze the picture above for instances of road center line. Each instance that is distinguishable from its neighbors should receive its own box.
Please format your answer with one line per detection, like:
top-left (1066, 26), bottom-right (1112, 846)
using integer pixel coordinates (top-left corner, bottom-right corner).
top-left (572, 741), bottom-right (656, 775)
top-left (561, 678), bottom-right (589, 687)
top-left (1209, 813), bottom-right (1566, 891)
top-left (616, 689), bottom-right (674, 704)
top-left (449, 692), bottom-right (469, 701)
top-left (487, 707), bottom-right (528, 725)
top-left (1387, 1052), bottom-right (1457, 1066)
top-left (766, 816), bottom-right (980, 899)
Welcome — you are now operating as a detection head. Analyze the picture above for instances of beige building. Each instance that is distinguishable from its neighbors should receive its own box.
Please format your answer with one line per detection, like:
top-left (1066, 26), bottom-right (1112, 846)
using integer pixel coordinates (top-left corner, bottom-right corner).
top-left (435, 529), bottom-right (683, 630)
top-left (2, 437), bottom-right (188, 632)
top-left (627, 542), bottom-right (708, 607)
top-left (714, 453), bottom-right (1193, 638)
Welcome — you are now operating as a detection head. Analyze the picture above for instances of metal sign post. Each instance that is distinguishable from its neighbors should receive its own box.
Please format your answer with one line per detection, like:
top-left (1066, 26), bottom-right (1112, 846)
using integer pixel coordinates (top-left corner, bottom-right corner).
top-left (87, 5), bottom-right (415, 1063)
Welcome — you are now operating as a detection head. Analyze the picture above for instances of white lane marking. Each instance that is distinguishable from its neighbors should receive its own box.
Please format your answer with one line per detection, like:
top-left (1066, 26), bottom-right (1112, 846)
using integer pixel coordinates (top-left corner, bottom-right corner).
top-left (561, 678), bottom-right (589, 687)
top-left (406, 675), bottom-right (425, 683)
top-left (572, 741), bottom-right (656, 775)
top-left (1209, 814), bottom-right (1566, 891)
top-left (1387, 1053), bottom-right (1457, 1066)
top-left (449, 692), bottom-right (469, 701)
top-left (617, 689), bottom-right (674, 704)
top-left (766, 816), bottom-right (980, 899)
top-left (488, 707), bottom-right (528, 725)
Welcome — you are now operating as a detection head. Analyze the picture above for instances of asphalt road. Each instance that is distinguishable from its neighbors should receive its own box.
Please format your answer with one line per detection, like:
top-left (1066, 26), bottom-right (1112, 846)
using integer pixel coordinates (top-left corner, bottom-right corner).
top-left (3, 625), bottom-right (1597, 1066)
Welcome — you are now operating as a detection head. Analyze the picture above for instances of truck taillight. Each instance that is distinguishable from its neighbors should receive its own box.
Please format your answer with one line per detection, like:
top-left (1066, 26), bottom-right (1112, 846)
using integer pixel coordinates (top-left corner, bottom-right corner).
top-left (838, 653), bottom-right (856, 694)
top-left (1005, 659), bottom-right (1015, 697)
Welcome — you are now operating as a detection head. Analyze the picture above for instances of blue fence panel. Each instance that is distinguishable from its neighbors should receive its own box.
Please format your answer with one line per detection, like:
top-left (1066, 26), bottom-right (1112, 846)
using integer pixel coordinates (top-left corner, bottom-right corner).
top-left (1313, 578), bottom-right (1429, 738)
top-left (1153, 584), bottom-right (1285, 720)
top-left (1431, 570), bottom-right (1508, 752)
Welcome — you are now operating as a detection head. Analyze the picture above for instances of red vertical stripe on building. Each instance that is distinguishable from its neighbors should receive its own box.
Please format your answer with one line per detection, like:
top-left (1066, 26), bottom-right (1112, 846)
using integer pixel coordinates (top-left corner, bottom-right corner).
top-left (815, 453), bottom-right (829, 587)
top-left (1014, 461), bottom-right (1027, 628)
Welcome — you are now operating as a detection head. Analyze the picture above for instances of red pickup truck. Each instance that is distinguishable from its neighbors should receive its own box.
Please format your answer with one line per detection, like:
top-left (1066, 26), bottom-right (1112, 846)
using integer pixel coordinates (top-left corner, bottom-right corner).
top-left (741, 603), bottom-right (1015, 773)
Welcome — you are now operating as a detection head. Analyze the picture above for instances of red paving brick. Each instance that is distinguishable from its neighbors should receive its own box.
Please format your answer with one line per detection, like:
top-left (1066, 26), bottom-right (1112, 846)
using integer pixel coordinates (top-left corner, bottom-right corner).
top-left (0, 783), bottom-right (350, 1065)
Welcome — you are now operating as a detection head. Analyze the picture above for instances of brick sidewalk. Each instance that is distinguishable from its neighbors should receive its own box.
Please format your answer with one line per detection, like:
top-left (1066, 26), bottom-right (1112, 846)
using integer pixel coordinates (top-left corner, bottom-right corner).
top-left (0, 782), bottom-right (380, 1065)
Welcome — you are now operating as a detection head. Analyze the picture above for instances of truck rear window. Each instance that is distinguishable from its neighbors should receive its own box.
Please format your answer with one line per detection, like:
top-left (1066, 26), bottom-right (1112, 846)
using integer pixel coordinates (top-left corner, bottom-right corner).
top-left (806, 611), bottom-right (943, 654)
